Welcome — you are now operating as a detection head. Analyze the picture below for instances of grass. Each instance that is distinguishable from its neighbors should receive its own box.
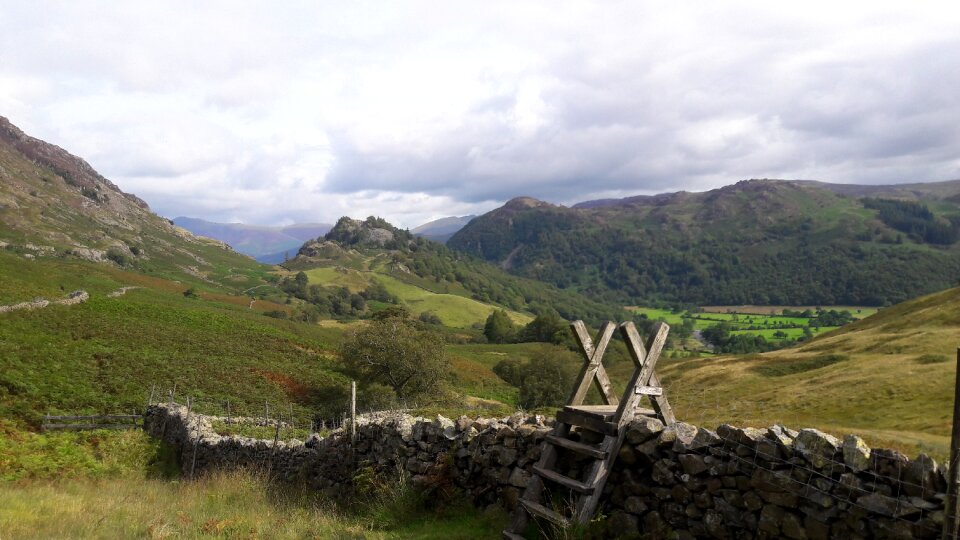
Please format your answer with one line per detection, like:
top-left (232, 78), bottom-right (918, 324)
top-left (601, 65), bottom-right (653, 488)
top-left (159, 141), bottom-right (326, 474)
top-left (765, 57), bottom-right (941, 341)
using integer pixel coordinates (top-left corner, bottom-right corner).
top-left (750, 354), bottom-right (850, 377)
top-left (0, 425), bottom-right (506, 539)
top-left (304, 266), bottom-right (532, 329)
top-left (0, 254), bottom-right (350, 428)
top-left (657, 286), bottom-right (960, 461)
top-left (0, 423), bottom-right (176, 482)
top-left (209, 420), bottom-right (315, 441)
top-left (0, 468), bottom-right (507, 539)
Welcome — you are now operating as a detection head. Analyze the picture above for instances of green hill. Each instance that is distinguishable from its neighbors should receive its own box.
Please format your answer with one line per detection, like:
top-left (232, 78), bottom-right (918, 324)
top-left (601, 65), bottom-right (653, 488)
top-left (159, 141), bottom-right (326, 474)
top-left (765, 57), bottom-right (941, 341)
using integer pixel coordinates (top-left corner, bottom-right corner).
top-left (285, 216), bottom-right (625, 326)
top-left (448, 179), bottom-right (960, 306)
top-left (653, 284), bottom-right (960, 459)
top-left (0, 116), bottom-right (274, 294)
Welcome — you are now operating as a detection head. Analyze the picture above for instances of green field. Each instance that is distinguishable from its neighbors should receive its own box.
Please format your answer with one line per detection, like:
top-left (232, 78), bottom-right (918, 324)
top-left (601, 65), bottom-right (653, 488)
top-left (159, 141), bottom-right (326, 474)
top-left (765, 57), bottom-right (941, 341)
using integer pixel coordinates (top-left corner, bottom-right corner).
top-left (654, 287), bottom-right (960, 460)
top-left (628, 305), bottom-right (866, 344)
top-left (303, 266), bottom-right (532, 328)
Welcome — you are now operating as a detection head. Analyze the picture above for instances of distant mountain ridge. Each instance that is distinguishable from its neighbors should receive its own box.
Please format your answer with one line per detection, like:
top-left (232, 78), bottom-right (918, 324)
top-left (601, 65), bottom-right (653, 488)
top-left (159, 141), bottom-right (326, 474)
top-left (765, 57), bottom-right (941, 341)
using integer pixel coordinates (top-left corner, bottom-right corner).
top-left (411, 215), bottom-right (475, 243)
top-left (448, 179), bottom-right (960, 306)
top-left (172, 217), bottom-right (331, 263)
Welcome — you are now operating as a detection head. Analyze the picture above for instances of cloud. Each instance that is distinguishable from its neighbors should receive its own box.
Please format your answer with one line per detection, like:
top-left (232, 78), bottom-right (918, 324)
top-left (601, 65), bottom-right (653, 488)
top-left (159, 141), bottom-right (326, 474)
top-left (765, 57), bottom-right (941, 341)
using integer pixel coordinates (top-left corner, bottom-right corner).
top-left (2, 1), bottom-right (960, 227)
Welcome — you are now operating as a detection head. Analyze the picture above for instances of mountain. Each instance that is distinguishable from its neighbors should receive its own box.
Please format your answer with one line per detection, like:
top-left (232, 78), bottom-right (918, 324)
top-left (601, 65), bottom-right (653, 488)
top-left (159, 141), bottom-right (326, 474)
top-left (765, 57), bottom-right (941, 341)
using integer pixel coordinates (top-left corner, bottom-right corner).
top-left (411, 215), bottom-right (475, 243)
top-left (172, 217), bottom-right (331, 263)
top-left (448, 180), bottom-right (960, 306)
top-left (0, 116), bottom-right (274, 290)
top-left (285, 216), bottom-right (624, 325)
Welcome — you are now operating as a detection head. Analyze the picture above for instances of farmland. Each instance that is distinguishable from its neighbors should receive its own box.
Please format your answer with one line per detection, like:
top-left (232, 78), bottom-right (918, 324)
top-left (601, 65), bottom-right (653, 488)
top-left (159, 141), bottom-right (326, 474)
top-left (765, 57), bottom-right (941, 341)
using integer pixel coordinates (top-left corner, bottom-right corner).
top-left (628, 304), bottom-right (873, 348)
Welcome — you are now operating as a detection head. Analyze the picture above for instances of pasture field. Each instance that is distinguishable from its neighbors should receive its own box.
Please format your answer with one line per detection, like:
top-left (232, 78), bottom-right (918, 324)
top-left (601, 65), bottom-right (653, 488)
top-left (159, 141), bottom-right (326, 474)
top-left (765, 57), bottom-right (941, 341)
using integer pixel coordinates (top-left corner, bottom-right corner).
top-left (304, 265), bottom-right (532, 328)
top-left (655, 286), bottom-right (960, 461)
top-left (701, 305), bottom-right (879, 318)
top-left (628, 305), bottom-right (861, 342)
top-left (728, 327), bottom-right (836, 339)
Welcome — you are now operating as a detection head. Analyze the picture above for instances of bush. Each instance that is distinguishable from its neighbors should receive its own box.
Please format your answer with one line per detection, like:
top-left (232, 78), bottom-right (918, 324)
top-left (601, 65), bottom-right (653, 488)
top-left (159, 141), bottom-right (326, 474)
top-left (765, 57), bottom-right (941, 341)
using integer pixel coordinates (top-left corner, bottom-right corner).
top-left (105, 248), bottom-right (130, 267)
top-left (494, 347), bottom-right (580, 409)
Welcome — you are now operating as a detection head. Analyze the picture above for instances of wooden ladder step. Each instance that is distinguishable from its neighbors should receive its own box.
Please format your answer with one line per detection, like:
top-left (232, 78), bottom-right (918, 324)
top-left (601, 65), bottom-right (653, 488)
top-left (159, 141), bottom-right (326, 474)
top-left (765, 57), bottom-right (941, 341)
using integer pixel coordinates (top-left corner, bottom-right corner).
top-left (556, 408), bottom-right (617, 435)
top-left (532, 465), bottom-right (595, 494)
top-left (545, 434), bottom-right (608, 459)
top-left (519, 498), bottom-right (571, 528)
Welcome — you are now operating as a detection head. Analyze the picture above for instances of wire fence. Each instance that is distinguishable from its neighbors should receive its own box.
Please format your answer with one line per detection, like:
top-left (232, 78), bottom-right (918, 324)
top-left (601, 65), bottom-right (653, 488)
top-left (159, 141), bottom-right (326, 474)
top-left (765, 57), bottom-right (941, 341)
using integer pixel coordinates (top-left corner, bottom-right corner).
top-left (147, 383), bottom-right (420, 443)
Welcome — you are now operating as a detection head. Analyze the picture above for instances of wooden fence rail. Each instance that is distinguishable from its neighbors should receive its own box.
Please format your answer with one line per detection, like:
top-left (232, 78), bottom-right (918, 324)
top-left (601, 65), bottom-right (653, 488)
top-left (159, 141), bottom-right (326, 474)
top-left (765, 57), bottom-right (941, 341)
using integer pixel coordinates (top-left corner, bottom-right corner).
top-left (41, 414), bottom-right (142, 432)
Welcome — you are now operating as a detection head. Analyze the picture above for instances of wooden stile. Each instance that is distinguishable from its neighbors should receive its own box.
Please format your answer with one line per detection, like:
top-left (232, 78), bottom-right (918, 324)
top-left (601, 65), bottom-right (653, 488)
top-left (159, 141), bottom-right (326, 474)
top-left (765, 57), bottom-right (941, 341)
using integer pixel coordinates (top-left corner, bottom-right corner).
top-left (503, 320), bottom-right (675, 539)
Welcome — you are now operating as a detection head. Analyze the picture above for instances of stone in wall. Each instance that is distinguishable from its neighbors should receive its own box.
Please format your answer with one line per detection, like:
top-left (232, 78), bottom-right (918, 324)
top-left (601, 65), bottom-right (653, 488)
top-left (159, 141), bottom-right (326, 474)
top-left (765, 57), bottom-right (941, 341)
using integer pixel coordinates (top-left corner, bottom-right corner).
top-left (144, 403), bottom-right (948, 538)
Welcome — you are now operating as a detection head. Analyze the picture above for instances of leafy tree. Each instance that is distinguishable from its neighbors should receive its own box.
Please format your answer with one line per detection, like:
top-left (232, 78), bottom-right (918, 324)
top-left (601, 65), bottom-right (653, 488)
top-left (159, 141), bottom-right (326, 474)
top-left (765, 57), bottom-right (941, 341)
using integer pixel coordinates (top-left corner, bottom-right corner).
top-left (517, 311), bottom-right (569, 344)
top-left (484, 309), bottom-right (517, 343)
top-left (339, 316), bottom-right (449, 401)
top-left (494, 348), bottom-right (580, 409)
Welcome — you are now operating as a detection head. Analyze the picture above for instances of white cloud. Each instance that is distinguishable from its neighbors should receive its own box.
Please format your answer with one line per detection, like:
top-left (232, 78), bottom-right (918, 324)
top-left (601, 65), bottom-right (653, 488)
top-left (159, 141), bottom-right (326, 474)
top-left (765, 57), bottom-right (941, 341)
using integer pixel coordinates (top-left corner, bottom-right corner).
top-left (1, 1), bottom-right (960, 227)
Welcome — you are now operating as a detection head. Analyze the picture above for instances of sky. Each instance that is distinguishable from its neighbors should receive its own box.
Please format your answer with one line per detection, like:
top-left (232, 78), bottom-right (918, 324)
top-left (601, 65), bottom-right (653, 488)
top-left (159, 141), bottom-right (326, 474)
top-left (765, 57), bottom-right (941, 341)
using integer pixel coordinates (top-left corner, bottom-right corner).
top-left (2, 1), bottom-right (960, 228)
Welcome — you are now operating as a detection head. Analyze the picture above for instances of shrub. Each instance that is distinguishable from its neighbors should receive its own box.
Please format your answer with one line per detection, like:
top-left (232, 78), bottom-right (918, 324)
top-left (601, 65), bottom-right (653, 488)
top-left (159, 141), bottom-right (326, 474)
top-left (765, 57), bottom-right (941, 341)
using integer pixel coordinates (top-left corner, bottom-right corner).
top-left (494, 348), bottom-right (580, 409)
top-left (105, 248), bottom-right (130, 266)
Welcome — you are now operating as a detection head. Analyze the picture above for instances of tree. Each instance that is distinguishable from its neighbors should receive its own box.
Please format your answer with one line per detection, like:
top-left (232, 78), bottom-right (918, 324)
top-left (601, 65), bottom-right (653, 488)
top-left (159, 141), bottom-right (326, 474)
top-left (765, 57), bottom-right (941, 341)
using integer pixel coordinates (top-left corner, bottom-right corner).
top-left (339, 315), bottom-right (449, 401)
top-left (493, 347), bottom-right (580, 409)
top-left (517, 310), bottom-right (569, 344)
top-left (484, 309), bottom-right (516, 343)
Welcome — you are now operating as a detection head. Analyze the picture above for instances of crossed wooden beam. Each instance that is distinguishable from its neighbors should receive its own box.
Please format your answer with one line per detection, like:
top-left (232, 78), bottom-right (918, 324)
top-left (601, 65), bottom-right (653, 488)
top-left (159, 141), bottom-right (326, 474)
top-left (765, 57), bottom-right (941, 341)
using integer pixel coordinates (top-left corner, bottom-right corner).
top-left (567, 320), bottom-right (676, 426)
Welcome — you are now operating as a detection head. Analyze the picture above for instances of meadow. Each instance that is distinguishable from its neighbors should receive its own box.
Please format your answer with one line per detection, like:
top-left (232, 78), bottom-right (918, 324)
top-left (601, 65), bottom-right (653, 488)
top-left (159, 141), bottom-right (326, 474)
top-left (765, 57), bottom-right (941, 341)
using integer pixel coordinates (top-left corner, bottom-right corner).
top-left (303, 265), bottom-right (532, 328)
top-left (627, 304), bottom-right (875, 343)
top-left (0, 430), bottom-right (506, 539)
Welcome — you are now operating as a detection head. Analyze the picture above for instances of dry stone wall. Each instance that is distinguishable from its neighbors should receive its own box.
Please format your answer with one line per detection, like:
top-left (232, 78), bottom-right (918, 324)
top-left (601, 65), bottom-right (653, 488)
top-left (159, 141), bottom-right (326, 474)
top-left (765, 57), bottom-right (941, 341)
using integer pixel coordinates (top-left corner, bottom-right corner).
top-left (144, 403), bottom-right (948, 538)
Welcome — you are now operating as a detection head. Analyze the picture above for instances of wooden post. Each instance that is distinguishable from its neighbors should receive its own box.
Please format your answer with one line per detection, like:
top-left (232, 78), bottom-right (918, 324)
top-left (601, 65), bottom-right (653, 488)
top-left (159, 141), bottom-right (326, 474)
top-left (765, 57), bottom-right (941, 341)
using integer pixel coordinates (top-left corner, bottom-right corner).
top-left (168, 389), bottom-right (173, 408)
top-left (186, 396), bottom-right (192, 418)
top-left (226, 400), bottom-right (231, 423)
top-left (274, 413), bottom-right (282, 448)
top-left (944, 347), bottom-right (960, 540)
top-left (351, 381), bottom-right (357, 445)
top-left (190, 432), bottom-right (199, 479)
top-left (264, 401), bottom-right (269, 423)
top-left (147, 384), bottom-right (155, 408)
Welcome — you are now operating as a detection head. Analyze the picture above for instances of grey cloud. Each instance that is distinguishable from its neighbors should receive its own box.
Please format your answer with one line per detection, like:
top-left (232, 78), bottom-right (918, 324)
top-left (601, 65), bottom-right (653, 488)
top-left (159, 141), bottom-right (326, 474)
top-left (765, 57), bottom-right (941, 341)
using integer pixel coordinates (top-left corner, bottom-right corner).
top-left (3, 2), bottom-right (960, 226)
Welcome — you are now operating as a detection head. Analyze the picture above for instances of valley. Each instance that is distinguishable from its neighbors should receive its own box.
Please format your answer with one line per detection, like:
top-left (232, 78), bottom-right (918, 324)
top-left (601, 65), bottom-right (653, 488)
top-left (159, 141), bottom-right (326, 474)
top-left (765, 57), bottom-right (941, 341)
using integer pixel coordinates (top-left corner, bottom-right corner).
top-left (2, 115), bottom-right (960, 537)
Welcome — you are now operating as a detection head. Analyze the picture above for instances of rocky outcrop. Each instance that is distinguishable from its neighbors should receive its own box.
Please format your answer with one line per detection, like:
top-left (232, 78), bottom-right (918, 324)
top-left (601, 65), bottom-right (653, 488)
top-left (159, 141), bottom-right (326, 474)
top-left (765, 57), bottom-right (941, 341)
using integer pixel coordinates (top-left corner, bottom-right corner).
top-left (0, 289), bottom-right (88, 313)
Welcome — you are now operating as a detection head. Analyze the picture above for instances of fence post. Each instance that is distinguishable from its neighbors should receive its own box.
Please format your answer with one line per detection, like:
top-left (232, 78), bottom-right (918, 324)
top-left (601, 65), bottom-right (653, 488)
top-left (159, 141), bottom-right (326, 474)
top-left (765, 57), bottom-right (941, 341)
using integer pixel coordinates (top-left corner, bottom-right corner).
top-left (190, 432), bottom-right (199, 479)
top-left (944, 347), bottom-right (960, 540)
top-left (273, 413), bottom-right (282, 449)
top-left (351, 381), bottom-right (357, 445)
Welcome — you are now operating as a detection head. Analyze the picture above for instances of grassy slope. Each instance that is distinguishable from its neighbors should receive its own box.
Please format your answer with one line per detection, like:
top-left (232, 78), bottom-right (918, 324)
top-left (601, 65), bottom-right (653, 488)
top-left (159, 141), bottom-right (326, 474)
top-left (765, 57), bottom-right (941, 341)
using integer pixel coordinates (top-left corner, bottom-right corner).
top-left (303, 265), bottom-right (533, 328)
top-left (0, 251), bottom-right (345, 427)
top-left (0, 431), bottom-right (506, 539)
top-left (655, 286), bottom-right (960, 459)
